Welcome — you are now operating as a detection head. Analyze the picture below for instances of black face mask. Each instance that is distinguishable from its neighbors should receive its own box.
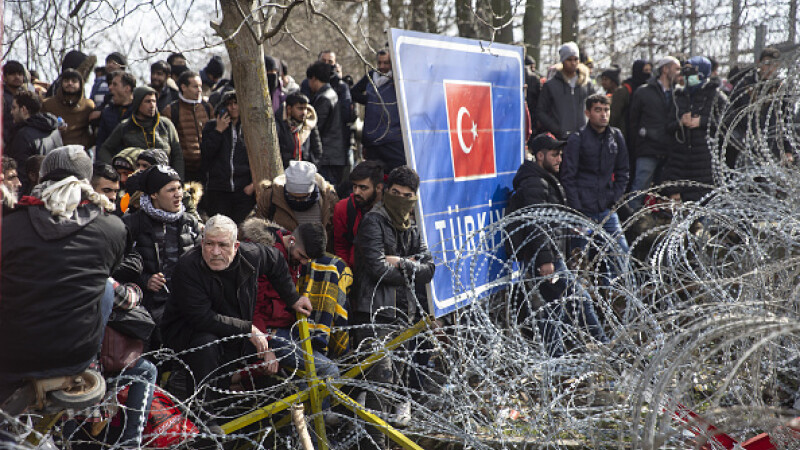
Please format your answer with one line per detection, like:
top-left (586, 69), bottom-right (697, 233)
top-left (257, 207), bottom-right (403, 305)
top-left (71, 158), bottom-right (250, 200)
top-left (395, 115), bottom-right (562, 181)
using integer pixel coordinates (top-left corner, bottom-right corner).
top-left (284, 185), bottom-right (319, 211)
top-left (268, 73), bottom-right (278, 93)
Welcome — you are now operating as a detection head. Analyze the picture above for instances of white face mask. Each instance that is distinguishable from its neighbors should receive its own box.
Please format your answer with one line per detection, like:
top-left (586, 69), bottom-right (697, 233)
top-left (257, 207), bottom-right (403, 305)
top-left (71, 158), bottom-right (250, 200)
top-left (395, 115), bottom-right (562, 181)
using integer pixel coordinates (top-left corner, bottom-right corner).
top-left (687, 74), bottom-right (702, 87)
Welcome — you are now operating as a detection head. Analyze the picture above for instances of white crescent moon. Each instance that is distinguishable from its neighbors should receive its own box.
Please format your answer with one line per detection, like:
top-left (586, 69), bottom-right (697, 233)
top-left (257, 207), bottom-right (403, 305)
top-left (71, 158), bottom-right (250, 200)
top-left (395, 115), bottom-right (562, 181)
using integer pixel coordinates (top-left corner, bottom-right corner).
top-left (456, 106), bottom-right (473, 154)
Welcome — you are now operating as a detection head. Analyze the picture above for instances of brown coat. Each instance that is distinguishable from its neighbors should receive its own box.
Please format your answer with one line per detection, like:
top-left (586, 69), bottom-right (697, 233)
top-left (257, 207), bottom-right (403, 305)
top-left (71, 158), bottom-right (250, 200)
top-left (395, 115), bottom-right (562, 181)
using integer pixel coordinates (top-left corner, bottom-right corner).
top-left (256, 173), bottom-right (338, 249)
top-left (162, 99), bottom-right (212, 177)
top-left (41, 83), bottom-right (96, 149)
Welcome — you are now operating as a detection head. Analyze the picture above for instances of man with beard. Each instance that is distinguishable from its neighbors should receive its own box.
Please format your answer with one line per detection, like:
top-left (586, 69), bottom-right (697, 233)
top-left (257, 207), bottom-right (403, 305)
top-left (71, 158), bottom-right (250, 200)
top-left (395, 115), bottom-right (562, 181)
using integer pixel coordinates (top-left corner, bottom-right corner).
top-left (91, 163), bottom-right (121, 204)
top-left (7, 91), bottom-right (63, 194)
top-left (333, 160), bottom-right (383, 267)
top-left (351, 50), bottom-right (404, 172)
top-left (150, 60), bottom-right (179, 112)
top-left (506, 133), bottom-right (609, 356)
top-left (1, 157), bottom-right (22, 202)
top-left (95, 71), bottom-right (135, 150)
top-left (98, 86), bottom-right (185, 178)
top-left (276, 92), bottom-right (322, 168)
top-left (162, 70), bottom-right (212, 182)
top-left (42, 68), bottom-right (96, 148)
top-left (352, 165), bottom-right (434, 448)
top-left (257, 160), bottom-right (338, 248)
top-left (123, 165), bottom-right (201, 349)
top-left (3, 61), bottom-right (27, 146)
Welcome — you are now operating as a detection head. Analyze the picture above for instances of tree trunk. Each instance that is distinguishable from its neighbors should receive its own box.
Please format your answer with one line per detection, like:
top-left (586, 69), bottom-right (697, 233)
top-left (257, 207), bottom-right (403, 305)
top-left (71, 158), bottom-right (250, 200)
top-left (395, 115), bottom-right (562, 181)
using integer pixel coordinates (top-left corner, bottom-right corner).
top-left (455, 0), bottom-right (477, 38)
top-left (214, 0), bottom-right (282, 194)
top-left (522, 0), bottom-right (544, 70)
top-left (729, 0), bottom-right (741, 66)
top-left (491, 0), bottom-right (513, 44)
top-left (560, 0), bottom-right (578, 44)
top-left (790, 0), bottom-right (797, 44)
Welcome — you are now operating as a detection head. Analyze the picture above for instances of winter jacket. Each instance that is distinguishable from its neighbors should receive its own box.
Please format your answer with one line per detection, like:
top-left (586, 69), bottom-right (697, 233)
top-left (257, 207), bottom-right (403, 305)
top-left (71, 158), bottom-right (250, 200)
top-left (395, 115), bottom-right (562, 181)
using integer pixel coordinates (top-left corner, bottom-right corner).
top-left (301, 75), bottom-right (354, 151)
top-left (95, 102), bottom-right (133, 150)
top-left (560, 125), bottom-right (629, 214)
top-left (41, 77), bottom-right (96, 149)
top-left (661, 79), bottom-right (728, 201)
top-left (332, 193), bottom-right (365, 268)
top-left (161, 242), bottom-right (300, 352)
top-left (506, 160), bottom-right (568, 268)
top-left (0, 202), bottom-right (127, 378)
top-left (536, 63), bottom-right (595, 139)
top-left (201, 119), bottom-right (252, 192)
top-left (162, 99), bottom-right (212, 178)
top-left (122, 209), bottom-right (201, 325)
top-left (352, 71), bottom-right (404, 166)
top-left (311, 83), bottom-right (346, 166)
top-left (629, 77), bottom-right (677, 159)
top-left (352, 204), bottom-right (434, 319)
top-left (526, 68), bottom-right (542, 130)
top-left (98, 115), bottom-right (184, 179)
top-left (252, 229), bottom-right (300, 332)
top-left (7, 113), bottom-right (64, 192)
top-left (256, 173), bottom-right (338, 244)
top-left (276, 103), bottom-right (323, 168)
top-left (154, 83), bottom-right (179, 112)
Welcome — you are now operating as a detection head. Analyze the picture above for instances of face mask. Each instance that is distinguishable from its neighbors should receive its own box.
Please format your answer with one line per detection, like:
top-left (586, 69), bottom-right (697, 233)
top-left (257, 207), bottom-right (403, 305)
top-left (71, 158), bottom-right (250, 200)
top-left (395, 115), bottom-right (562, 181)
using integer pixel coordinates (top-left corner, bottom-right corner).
top-left (687, 74), bottom-right (702, 87)
top-left (382, 190), bottom-right (417, 231)
top-left (284, 185), bottom-right (319, 211)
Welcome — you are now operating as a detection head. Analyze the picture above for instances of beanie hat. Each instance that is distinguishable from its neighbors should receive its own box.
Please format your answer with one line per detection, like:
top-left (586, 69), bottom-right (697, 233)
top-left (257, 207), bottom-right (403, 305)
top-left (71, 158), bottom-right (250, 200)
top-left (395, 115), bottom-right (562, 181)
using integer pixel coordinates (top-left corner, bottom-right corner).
top-left (105, 52), bottom-right (128, 68)
top-left (39, 145), bottom-right (93, 182)
top-left (600, 66), bottom-right (621, 86)
top-left (204, 56), bottom-right (225, 78)
top-left (3, 60), bottom-right (25, 76)
top-left (112, 148), bottom-right (144, 172)
top-left (284, 160), bottom-right (317, 194)
top-left (655, 56), bottom-right (681, 74)
top-left (558, 42), bottom-right (579, 63)
top-left (137, 149), bottom-right (169, 167)
top-left (141, 165), bottom-right (181, 195)
top-left (61, 50), bottom-right (89, 72)
top-left (688, 56), bottom-right (712, 79)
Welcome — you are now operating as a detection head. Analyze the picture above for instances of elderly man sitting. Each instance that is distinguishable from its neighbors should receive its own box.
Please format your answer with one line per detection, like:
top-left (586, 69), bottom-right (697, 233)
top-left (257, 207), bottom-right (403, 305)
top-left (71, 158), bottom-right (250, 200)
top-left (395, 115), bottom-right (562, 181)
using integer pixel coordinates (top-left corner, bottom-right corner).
top-left (161, 214), bottom-right (312, 428)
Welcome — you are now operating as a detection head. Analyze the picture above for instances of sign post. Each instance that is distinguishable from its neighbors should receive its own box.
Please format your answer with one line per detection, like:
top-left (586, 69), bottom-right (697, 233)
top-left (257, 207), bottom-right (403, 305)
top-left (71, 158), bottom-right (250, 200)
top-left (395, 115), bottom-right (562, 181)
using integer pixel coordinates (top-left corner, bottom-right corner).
top-left (389, 29), bottom-right (525, 318)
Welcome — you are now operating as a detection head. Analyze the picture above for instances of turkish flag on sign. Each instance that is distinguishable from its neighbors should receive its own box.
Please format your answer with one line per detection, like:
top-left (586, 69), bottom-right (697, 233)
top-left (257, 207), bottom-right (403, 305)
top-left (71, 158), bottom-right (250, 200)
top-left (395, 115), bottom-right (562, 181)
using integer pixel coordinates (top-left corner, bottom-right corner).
top-left (444, 81), bottom-right (496, 179)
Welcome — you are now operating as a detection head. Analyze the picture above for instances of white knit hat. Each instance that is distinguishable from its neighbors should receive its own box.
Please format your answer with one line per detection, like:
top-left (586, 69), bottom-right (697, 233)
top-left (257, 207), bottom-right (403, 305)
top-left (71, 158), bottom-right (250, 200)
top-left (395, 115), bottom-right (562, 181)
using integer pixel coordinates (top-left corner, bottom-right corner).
top-left (284, 161), bottom-right (317, 194)
top-left (558, 42), bottom-right (580, 62)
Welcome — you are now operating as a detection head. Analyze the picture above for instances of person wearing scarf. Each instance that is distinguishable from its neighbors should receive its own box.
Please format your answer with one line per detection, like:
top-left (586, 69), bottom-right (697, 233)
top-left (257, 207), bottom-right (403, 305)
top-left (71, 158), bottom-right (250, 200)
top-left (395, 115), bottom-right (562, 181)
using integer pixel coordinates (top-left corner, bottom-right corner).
top-left (98, 86), bottom-right (185, 178)
top-left (351, 166), bottom-right (435, 442)
top-left (122, 165), bottom-right (201, 350)
top-left (1, 146), bottom-right (127, 404)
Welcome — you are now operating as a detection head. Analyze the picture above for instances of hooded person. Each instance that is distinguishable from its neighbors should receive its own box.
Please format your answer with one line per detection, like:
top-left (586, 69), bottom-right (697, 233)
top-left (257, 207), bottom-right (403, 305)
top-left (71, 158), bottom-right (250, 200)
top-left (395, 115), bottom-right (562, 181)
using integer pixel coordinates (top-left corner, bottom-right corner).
top-left (7, 91), bottom-right (64, 194)
top-left (200, 55), bottom-right (225, 94)
top-left (610, 59), bottom-right (652, 138)
top-left (661, 56), bottom-right (728, 203)
top-left (42, 68), bottom-right (96, 148)
top-left (122, 165), bottom-right (201, 349)
top-left (0, 146), bottom-right (127, 402)
top-left (98, 86), bottom-right (184, 178)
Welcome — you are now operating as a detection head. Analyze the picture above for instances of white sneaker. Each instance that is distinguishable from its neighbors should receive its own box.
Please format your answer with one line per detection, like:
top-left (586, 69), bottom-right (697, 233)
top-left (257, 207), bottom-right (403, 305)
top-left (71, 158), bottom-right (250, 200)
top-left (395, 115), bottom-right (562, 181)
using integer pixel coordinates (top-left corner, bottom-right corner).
top-left (391, 402), bottom-right (411, 427)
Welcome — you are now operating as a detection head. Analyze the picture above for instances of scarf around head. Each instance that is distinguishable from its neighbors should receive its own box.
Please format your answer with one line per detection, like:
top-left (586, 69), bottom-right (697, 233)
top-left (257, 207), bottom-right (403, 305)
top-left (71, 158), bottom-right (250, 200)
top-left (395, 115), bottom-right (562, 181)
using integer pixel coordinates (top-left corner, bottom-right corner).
top-left (284, 185), bottom-right (320, 212)
top-left (382, 191), bottom-right (417, 231)
top-left (140, 193), bottom-right (185, 223)
top-left (31, 176), bottom-right (114, 219)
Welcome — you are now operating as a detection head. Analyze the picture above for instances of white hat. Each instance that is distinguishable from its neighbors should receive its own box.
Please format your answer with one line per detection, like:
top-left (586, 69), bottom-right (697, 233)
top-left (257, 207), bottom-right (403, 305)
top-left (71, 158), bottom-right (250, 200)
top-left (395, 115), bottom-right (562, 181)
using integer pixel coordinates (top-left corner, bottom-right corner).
top-left (284, 161), bottom-right (317, 194)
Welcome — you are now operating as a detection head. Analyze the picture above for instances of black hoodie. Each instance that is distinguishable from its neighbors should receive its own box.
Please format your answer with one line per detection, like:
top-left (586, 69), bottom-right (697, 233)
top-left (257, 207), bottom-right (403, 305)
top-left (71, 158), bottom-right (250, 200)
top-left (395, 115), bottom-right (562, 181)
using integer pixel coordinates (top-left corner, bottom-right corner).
top-left (6, 113), bottom-right (64, 193)
top-left (0, 202), bottom-right (128, 379)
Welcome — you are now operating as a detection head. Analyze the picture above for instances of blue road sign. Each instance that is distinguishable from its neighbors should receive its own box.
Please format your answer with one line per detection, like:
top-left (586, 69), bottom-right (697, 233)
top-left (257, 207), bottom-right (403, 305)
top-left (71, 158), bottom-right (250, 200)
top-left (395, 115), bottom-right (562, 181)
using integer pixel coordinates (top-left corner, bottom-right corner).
top-left (389, 29), bottom-right (525, 318)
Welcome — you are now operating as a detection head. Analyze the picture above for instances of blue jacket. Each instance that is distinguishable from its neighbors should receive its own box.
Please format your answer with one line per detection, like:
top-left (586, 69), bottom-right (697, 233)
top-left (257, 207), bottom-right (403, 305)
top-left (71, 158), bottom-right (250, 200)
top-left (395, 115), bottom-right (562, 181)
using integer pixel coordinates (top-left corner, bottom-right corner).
top-left (351, 71), bottom-right (402, 148)
top-left (560, 125), bottom-right (629, 214)
top-left (95, 102), bottom-right (133, 150)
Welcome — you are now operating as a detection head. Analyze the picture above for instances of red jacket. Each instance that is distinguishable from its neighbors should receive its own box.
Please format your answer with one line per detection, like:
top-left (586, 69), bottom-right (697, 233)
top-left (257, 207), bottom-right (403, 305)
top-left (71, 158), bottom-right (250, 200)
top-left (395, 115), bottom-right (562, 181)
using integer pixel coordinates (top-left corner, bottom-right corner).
top-left (253, 230), bottom-right (300, 332)
top-left (332, 194), bottom-right (363, 268)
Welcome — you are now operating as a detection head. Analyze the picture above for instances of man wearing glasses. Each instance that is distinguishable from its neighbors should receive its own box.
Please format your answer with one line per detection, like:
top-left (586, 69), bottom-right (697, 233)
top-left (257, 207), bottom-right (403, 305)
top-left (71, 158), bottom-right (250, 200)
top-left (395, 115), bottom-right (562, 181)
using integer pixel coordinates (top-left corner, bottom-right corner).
top-left (352, 165), bottom-right (435, 449)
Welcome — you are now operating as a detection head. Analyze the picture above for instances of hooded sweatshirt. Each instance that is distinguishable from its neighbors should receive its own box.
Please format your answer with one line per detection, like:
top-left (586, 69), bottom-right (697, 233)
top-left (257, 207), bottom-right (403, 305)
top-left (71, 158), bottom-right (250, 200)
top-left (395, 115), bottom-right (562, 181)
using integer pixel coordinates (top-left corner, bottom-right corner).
top-left (98, 86), bottom-right (185, 178)
top-left (42, 74), bottom-right (96, 148)
top-left (0, 200), bottom-right (127, 378)
top-left (7, 113), bottom-right (64, 193)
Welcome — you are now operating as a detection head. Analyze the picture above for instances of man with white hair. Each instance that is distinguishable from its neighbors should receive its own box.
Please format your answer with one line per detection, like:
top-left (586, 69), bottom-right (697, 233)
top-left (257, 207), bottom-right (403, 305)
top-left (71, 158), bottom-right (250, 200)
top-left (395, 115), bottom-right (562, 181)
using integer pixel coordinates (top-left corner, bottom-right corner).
top-left (0, 145), bottom-right (127, 404)
top-left (161, 214), bottom-right (312, 428)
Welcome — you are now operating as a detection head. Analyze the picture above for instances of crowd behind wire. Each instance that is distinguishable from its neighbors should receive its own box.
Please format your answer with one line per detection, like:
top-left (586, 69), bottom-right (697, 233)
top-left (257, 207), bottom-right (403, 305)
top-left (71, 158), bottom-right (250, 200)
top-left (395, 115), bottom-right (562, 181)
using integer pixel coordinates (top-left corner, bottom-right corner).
top-left (0, 40), bottom-right (790, 449)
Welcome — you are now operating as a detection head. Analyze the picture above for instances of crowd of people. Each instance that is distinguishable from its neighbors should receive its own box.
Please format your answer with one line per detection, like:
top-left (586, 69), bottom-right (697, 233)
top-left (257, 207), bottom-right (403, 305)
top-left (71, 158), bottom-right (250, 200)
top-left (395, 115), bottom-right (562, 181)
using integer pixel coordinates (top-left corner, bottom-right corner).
top-left (0, 40), bottom-right (787, 449)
